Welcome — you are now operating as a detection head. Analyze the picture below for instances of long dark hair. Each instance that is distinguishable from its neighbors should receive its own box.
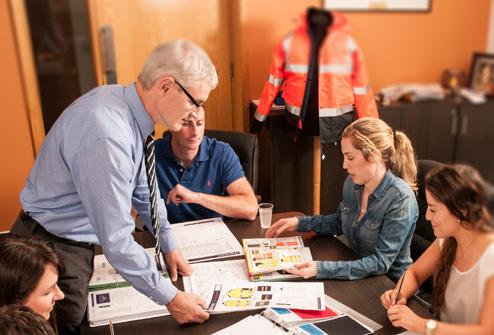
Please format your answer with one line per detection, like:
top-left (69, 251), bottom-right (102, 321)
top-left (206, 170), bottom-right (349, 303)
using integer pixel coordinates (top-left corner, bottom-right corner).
top-left (0, 234), bottom-right (62, 331)
top-left (425, 165), bottom-right (493, 314)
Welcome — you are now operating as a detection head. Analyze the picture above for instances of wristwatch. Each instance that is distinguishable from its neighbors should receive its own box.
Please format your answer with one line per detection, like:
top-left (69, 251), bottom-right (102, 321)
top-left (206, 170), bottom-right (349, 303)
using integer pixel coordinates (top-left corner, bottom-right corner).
top-left (425, 319), bottom-right (437, 335)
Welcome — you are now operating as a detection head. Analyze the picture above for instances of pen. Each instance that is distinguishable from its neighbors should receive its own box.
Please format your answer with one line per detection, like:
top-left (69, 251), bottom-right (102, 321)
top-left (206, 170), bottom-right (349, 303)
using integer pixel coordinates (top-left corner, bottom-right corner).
top-left (109, 320), bottom-right (115, 335)
top-left (183, 218), bottom-right (219, 226)
top-left (394, 272), bottom-right (406, 305)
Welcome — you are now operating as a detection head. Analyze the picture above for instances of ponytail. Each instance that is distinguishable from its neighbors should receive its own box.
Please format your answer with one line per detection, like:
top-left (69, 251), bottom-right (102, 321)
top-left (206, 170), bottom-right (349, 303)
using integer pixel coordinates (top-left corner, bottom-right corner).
top-left (391, 131), bottom-right (417, 192)
top-left (342, 117), bottom-right (417, 192)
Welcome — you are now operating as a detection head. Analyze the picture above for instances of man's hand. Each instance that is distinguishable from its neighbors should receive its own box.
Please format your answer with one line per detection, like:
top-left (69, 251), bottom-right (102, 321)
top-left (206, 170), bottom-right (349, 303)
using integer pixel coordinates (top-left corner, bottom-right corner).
top-left (166, 184), bottom-right (199, 205)
top-left (165, 249), bottom-right (192, 281)
top-left (167, 291), bottom-right (209, 324)
top-left (285, 261), bottom-right (317, 279)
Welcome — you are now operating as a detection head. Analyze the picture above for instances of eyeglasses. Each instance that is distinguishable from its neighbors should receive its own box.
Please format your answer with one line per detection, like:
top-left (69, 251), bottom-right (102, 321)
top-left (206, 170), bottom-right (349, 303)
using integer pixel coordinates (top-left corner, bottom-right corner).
top-left (175, 81), bottom-right (201, 109)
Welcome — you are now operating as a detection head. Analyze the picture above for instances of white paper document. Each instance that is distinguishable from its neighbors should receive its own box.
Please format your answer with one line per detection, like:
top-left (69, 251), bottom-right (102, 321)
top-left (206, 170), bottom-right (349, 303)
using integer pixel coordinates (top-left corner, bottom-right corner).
top-left (171, 217), bottom-right (243, 263)
top-left (213, 314), bottom-right (288, 335)
top-left (213, 295), bottom-right (381, 335)
top-left (87, 248), bottom-right (169, 327)
top-left (183, 259), bottom-right (250, 301)
top-left (205, 281), bottom-right (325, 313)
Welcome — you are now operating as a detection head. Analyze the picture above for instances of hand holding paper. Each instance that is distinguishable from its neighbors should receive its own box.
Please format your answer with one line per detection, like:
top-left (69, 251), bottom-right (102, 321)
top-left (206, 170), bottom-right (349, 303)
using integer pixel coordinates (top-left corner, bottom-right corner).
top-left (286, 261), bottom-right (317, 279)
top-left (167, 291), bottom-right (209, 324)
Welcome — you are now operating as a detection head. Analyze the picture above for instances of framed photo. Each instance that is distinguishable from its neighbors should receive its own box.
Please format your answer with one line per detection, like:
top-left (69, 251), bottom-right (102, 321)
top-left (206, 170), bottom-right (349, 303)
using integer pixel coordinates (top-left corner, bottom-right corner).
top-left (469, 52), bottom-right (494, 95)
top-left (323, 0), bottom-right (431, 12)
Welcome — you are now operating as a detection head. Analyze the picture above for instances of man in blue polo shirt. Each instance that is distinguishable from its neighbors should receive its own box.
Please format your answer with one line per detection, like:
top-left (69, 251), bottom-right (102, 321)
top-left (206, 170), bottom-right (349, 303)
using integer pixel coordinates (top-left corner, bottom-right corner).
top-left (155, 108), bottom-right (258, 223)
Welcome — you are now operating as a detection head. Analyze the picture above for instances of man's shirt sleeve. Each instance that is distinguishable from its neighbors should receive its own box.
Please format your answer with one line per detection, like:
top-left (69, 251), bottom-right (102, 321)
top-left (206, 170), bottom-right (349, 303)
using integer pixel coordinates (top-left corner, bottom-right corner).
top-left (71, 137), bottom-right (177, 305)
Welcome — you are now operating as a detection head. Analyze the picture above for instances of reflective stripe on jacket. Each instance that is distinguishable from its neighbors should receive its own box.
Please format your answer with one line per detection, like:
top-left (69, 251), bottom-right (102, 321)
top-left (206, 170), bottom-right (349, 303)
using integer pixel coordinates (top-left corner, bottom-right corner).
top-left (255, 11), bottom-right (378, 142)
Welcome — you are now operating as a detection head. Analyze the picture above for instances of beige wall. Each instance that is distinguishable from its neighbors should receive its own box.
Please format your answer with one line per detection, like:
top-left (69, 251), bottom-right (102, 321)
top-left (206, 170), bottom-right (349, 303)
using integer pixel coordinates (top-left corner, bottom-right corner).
top-left (0, 0), bottom-right (35, 231)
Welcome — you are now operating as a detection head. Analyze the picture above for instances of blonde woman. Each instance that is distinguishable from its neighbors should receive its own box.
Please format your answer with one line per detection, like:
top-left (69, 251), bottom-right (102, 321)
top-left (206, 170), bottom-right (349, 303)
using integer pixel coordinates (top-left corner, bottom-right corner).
top-left (266, 117), bottom-right (418, 281)
top-left (381, 165), bottom-right (494, 335)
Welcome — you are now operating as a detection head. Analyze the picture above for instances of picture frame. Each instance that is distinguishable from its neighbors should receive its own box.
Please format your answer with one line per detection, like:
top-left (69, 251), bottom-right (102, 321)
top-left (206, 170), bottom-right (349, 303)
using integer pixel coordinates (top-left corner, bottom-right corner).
top-left (323, 0), bottom-right (431, 12)
top-left (468, 52), bottom-right (494, 95)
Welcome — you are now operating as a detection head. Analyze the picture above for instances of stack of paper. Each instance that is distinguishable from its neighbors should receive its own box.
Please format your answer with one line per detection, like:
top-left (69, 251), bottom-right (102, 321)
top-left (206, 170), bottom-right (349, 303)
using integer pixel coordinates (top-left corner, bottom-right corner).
top-left (171, 217), bottom-right (244, 263)
top-left (205, 281), bottom-right (325, 313)
top-left (87, 248), bottom-right (169, 327)
top-left (262, 306), bottom-right (372, 335)
top-left (213, 298), bottom-right (378, 335)
top-left (243, 236), bottom-right (312, 279)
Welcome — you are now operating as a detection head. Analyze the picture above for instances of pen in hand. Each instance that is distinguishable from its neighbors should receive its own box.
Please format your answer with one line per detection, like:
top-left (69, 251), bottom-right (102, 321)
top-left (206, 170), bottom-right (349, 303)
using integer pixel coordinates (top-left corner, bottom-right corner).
top-left (394, 272), bottom-right (406, 305)
top-left (109, 320), bottom-right (115, 335)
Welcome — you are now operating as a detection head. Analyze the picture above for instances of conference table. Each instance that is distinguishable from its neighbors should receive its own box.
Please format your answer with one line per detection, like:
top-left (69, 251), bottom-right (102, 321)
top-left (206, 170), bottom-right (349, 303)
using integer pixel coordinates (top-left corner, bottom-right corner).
top-left (81, 212), bottom-right (431, 335)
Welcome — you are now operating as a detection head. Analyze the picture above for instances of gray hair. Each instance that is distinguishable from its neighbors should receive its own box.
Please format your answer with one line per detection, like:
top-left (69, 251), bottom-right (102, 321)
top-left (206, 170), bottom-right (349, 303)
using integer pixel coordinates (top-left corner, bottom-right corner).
top-left (138, 39), bottom-right (218, 90)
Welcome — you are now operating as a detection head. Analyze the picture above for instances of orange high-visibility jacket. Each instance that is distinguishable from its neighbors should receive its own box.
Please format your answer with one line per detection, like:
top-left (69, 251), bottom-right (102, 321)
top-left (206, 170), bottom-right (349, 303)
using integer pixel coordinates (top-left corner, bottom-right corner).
top-left (255, 11), bottom-right (378, 143)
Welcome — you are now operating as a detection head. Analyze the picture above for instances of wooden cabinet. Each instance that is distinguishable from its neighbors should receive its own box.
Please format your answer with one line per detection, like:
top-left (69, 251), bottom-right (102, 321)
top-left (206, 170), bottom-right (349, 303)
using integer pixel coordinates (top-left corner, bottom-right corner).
top-left (455, 101), bottom-right (494, 182)
top-left (252, 99), bottom-right (494, 216)
top-left (380, 99), bottom-right (494, 183)
top-left (251, 102), bottom-right (314, 214)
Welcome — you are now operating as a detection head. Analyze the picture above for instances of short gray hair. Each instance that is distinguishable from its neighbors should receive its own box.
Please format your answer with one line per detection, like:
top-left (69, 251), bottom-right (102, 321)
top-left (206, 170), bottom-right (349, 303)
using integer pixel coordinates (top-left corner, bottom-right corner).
top-left (138, 39), bottom-right (218, 90)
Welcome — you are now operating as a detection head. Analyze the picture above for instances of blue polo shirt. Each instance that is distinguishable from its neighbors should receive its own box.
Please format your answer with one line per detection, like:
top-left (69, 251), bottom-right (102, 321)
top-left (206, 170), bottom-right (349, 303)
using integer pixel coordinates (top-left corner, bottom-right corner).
top-left (155, 134), bottom-right (245, 223)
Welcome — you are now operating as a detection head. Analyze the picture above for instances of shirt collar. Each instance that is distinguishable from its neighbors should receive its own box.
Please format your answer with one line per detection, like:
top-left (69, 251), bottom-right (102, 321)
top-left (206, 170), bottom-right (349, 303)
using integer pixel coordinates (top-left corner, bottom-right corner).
top-left (353, 169), bottom-right (395, 200)
top-left (162, 134), bottom-right (210, 163)
top-left (124, 82), bottom-right (154, 138)
top-left (197, 137), bottom-right (210, 162)
top-left (372, 170), bottom-right (395, 199)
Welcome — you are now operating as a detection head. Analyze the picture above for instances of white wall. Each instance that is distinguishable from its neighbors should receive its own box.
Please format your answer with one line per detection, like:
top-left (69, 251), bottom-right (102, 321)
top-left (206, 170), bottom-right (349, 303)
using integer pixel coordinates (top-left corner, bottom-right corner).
top-left (487, 0), bottom-right (494, 52)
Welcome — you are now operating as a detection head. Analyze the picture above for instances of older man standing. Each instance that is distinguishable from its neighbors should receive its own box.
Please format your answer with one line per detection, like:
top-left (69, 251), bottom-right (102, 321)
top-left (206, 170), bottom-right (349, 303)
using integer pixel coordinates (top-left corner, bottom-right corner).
top-left (13, 40), bottom-right (216, 334)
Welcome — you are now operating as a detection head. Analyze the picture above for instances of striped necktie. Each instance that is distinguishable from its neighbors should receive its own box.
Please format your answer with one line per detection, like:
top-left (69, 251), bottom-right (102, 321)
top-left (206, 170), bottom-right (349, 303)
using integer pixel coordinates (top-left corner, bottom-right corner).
top-left (144, 132), bottom-right (163, 271)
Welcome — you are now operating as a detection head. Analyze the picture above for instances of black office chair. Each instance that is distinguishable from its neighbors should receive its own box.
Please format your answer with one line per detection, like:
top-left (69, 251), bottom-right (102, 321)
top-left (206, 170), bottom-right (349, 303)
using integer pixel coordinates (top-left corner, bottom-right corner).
top-left (411, 160), bottom-right (442, 262)
top-left (162, 129), bottom-right (259, 193)
top-left (204, 129), bottom-right (259, 193)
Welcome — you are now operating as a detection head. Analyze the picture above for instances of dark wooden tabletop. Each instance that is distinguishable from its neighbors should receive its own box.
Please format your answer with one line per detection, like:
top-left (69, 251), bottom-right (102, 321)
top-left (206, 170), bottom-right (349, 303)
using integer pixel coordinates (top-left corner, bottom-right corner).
top-left (81, 212), bottom-right (430, 335)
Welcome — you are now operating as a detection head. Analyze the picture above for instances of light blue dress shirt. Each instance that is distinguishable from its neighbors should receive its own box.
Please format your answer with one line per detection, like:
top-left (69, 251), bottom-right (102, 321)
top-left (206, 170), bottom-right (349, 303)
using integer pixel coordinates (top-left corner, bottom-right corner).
top-left (21, 83), bottom-right (178, 305)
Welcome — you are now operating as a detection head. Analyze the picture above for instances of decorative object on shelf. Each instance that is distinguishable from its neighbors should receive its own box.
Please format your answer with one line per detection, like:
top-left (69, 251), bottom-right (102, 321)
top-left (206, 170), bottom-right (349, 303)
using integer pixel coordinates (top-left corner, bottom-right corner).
top-left (469, 52), bottom-right (494, 96)
top-left (441, 69), bottom-right (466, 98)
top-left (323, 0), bottom-right (431, 12)
top-left (441, 69), bottom-right (466, 93)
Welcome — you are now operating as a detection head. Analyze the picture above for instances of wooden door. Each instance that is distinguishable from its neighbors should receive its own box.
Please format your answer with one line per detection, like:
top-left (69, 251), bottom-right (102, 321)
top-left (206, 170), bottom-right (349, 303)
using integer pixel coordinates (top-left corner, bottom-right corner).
top-left (88, 0), bottom-right (234, 136)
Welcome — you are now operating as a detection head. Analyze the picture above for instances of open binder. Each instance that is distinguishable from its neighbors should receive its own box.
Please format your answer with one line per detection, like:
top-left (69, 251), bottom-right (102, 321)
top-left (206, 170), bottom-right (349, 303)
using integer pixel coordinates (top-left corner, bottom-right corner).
top-left (243, 236), bottom-right (312, 277)
top-left (87, 248), bottom-right (169, 327)
top-left (213, 295), bottom-right (382, 335)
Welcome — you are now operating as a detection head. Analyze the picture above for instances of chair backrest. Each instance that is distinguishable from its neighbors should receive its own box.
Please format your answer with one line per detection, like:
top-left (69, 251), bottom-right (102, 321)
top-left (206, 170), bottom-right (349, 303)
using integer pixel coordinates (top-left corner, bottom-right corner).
top-left (415, 160), bottom-right (444, 241)
top-left (162, 129), bottom-right (259, 193)
top-left (204, 129), bottom-right (259, 193)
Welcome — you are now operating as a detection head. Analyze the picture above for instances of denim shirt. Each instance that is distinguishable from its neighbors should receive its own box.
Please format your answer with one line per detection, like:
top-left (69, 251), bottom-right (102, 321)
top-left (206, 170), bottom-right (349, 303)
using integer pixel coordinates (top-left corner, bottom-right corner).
top-left (298, 170), bottom-right (418, 281)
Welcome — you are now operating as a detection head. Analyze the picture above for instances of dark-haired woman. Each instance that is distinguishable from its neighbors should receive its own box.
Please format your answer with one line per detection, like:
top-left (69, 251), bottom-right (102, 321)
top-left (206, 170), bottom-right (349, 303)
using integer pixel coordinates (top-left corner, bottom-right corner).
top-left (0, 235), bottom-right (64, 328)
top-left (381, 165), bottom-right (494, 335)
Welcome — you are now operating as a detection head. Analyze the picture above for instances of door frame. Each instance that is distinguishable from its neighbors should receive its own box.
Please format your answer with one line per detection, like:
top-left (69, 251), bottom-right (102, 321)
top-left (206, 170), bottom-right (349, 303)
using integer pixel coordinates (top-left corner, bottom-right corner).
top-left (8, 0), bottom-right (45, 154)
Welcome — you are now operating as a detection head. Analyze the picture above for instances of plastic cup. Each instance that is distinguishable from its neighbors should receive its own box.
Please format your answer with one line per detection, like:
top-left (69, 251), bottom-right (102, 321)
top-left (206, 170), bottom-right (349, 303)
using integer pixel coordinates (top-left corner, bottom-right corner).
top-left (259, 203), bottom-right (273, 229)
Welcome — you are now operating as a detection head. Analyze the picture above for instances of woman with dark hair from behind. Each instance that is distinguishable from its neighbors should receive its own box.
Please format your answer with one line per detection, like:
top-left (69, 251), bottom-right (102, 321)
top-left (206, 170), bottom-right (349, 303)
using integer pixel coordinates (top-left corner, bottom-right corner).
top-left (0, 304), bottom-right (55, 335)
top-left (381, 164), bottom-right (494, 334)
top-left (0, 235), bottom-right (64, 332)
